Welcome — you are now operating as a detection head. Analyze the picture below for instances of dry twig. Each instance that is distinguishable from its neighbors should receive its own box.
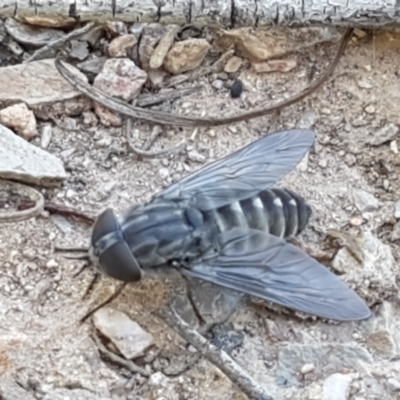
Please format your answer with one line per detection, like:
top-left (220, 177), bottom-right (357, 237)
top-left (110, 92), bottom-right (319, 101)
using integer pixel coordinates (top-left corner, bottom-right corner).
top-left (157, 304), bottom-right (275, 400)
top-left (136, 86), bottom-right (201, 108)
top-left (55, 28), bottom-right (353, 128)
top-left (45, 201), bottom-right (95, 225)
top-left (81, 282), bottom-right (127, 323)
top-left (91, 332), bottom-right (151, 377)
top-left (126, 119), bottom-right (186, 158)
top-left (24, 22), bottom-right (96, 63)
top-left (0, 180), bottom-right (44, 222)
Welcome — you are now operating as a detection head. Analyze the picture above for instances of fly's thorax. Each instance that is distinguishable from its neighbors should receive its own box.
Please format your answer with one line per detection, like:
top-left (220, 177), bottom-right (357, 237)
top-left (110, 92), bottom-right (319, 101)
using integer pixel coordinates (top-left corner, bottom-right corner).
top-left (208, 188), bottom-right (311, 238)
top-left (120, 200), bottom-right (207, 268)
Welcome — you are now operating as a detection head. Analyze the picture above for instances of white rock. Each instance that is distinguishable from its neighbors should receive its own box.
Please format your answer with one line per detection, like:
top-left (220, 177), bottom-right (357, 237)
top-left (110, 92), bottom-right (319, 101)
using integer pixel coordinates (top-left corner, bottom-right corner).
top-left (40, 124), bottom-right (52, 148)
top-left (0, 123), bottom-right (66, 186)
top-left (159, 168), bottom-right (169, 179)
top-left (93, 308), bottom-right (154, 359)
top-left (322, 373), bottom-right (354, 400)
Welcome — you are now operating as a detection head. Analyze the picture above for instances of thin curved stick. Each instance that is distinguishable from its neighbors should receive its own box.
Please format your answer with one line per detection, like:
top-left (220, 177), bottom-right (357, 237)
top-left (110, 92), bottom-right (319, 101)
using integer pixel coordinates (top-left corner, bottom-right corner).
top-left (0, 180), bottom-right (44, 222)
top-left (55, 28), bottom-right (353, 128)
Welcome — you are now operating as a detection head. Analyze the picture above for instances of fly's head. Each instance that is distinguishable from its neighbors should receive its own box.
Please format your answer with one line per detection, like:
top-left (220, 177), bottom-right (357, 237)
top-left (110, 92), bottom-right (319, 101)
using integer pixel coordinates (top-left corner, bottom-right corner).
top-left (89, 208), bottom-right (143, 282)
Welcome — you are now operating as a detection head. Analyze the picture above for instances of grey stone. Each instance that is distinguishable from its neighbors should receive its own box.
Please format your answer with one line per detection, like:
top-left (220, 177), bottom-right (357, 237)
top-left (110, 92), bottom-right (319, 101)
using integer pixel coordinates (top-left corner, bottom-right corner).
top-left (277, 344), bottom-right (372, 384)
top-left (390, 221), bottom-right (400, 241)
top-left (170, 294), bottom-right (200, 329)
top-left (387, 378), bottom-right (400, 392)
top-left (0, 375), bottom-right (36, 400)
top-left (363, 302), bottom-right (398, 357)
top-left (212, 79), bottom-right (224, 90)
top-left (0, 59), bottom-right (88, 106)
top-left (322, 373), bottom-right (354, 400)
top-left (43, 388), bottom-right (111, 400)
top-left (298, 110), bottom-right (318, 129)
top-left (70, 40), bottom-right (89, 61)
top-left (368, 123), bottom-right (399, 146)
top-left (40, 124), bottom-right (52, 148)
top-left (186, 278), bottom-right (242, 330)
top-left (5, 18), bottom-right (64, 47)
top-left (93, 308), bottom-right (154, 359)
top-left (77, 57), bottom-right (106, 75)
top-left (0, 123), bottom-right (66, 186)
top-left (351, 189), bottom-right (379, 214)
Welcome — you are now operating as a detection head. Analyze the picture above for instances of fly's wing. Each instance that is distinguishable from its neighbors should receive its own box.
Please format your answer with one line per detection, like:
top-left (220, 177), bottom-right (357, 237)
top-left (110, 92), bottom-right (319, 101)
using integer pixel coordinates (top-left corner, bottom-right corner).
top-left (182, 228), bottom-right (371, 321)
top-left (157, 129), bottom-right (315, 211)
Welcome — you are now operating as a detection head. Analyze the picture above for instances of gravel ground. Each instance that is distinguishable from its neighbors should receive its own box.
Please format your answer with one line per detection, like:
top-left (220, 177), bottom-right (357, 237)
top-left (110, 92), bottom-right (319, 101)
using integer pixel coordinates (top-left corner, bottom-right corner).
top-left (1, 30), bottom-right (400, 400)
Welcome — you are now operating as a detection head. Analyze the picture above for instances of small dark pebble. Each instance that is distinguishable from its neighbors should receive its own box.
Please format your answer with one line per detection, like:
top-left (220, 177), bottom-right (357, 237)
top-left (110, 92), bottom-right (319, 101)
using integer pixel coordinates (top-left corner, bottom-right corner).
top-left (208, 324), bottom-right (244, 354)
top-left (230, 79), bottom-right (243, 98)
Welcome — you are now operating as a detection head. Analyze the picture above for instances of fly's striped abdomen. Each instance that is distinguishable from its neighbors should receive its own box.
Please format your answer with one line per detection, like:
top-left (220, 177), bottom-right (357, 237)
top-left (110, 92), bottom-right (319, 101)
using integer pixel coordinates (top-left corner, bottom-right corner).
top-left (210, 188), bottom-right (311, 238)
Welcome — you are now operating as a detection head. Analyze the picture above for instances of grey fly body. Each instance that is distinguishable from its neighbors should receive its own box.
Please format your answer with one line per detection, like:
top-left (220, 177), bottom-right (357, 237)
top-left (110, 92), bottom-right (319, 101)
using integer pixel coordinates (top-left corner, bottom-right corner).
top-left (88, 129), bottom-right (371, 322)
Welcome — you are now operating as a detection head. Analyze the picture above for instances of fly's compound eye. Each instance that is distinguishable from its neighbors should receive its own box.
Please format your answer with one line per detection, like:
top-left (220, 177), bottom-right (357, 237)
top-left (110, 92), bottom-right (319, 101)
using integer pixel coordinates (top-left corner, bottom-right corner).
top-left (99, 240), bottom-right (142, 282)
top-left (92, 208), bottom-right (143, 282)
top-left (92, 208), bottom-right (120, 245)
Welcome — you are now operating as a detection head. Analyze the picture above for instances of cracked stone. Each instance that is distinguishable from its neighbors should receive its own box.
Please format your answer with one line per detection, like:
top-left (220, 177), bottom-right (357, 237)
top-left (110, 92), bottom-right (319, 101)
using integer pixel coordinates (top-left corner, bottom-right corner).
top-left (0, 103), bottom-right (37, 140)
top-left (93, 58), bottom-right (147, 126)
top-left (164, 39), bottom-right (211, 75)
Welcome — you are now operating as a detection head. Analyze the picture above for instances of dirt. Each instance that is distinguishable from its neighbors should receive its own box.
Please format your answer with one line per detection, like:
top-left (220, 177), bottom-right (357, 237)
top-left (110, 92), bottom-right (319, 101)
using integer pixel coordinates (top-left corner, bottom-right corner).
top-left (1, 31), bottom-right (400, 399)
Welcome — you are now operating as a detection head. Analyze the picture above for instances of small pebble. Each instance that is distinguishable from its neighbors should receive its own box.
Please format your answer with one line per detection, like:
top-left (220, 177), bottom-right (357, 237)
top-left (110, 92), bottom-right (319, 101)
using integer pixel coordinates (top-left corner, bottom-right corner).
top-left (301, 363), bottom-right (315, 374)
top-left (212, 79), bottom-right (224, 90)
top-left (365, 105), bottom-right (375, 114)
top-left (46, 259), bottom-right (59, 268)
top-left (159, 168), bottom-right (169, 179)
top-left (318, 159), bottom-right (328, 168)
top-left (388, 378), bottom-right (400, 391)
top-left (390, 140), bottom-right (398, 153)
top-left (383, 179), bottom-right (390, 191)
top-left (394, 201), bottom-right (400, 219)
top-left (350, 216), bottom-right (363, 227)
top-left (230, 79), bottom-right (243, 98)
